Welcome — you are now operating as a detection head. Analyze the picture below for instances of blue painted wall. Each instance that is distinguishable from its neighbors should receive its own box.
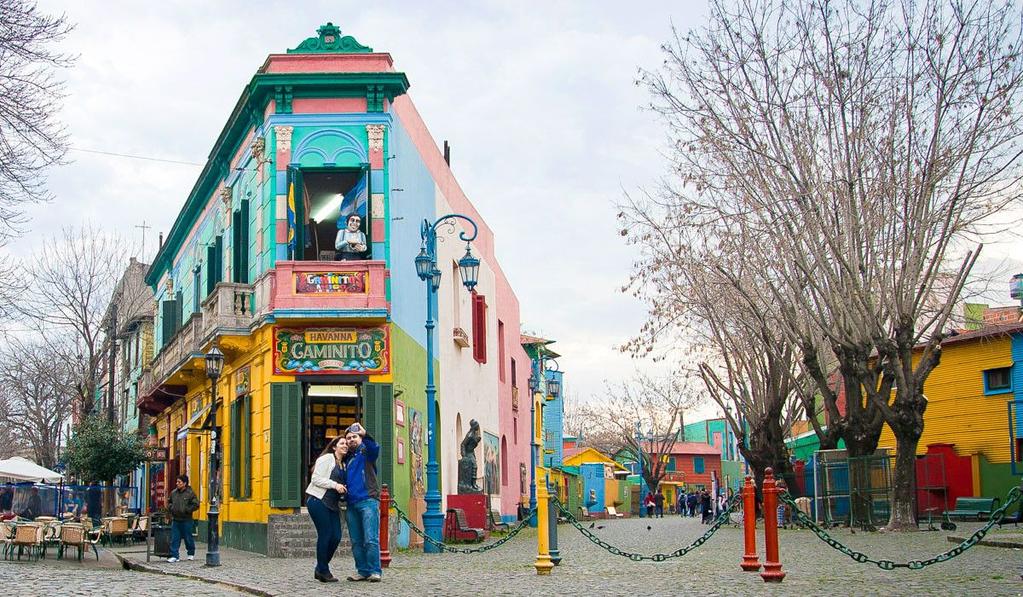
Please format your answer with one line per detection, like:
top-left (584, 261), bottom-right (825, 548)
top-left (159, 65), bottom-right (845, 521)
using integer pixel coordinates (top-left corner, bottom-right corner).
top-left (581, 463), bottom-right (605, 514)
top-left (543, 370), bottom-right (564, 468)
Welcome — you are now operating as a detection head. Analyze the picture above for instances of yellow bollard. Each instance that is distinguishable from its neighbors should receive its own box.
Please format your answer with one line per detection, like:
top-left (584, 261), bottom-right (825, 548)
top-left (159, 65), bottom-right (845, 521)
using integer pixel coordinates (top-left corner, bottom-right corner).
top-left (533, 391), bottom-right (554, 576)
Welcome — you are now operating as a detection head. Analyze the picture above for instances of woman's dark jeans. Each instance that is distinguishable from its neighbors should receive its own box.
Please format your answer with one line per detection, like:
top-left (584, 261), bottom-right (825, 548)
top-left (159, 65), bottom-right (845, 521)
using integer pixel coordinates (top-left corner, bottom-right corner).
top-left (307, 496), bottom-right (342, 576)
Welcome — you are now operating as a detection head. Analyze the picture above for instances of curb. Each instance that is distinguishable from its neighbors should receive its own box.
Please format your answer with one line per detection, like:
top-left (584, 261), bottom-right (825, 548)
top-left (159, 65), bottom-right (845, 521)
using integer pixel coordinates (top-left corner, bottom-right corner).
top-left (947, 535), bottom-right (1023, 549)
top-left (113, 553), bottom-right (274, 596)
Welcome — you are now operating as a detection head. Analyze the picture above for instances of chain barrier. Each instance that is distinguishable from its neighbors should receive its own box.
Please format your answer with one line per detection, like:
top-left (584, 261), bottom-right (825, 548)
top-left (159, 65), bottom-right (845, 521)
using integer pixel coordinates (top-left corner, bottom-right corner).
top-left (779, 486), bottom-right (1023, 570)
top-left (551, 494), bottom-right (742, 562)
top-left (390, 502), bottom-right (537, 554)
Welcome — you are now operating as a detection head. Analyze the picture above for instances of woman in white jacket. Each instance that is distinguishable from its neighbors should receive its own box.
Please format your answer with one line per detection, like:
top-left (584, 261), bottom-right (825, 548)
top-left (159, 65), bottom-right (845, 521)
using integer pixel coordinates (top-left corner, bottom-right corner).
top-left (306, 436), bottom-right (348, 582)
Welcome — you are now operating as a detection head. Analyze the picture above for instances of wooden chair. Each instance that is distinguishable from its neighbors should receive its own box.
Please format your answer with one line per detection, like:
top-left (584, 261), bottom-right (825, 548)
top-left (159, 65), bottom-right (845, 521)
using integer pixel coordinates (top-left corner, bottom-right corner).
top-left (606, 506), bottom-right (625, 518)
top-left (101, 517), bottom-right (129, 546)
top-left (12, 524), bottom-right (44, 561)
top-left (59, 524), bottom-right (99, 561)
top-left (132, 516), bottom-right (149, 544)
top-left (0, 522), bottom-right (13, 560)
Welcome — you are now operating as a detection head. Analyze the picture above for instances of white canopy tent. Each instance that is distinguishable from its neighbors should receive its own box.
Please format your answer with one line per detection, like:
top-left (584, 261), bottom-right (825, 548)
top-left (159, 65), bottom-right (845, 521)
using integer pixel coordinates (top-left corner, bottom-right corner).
top-left (0, 457), bottom-right (64, 483)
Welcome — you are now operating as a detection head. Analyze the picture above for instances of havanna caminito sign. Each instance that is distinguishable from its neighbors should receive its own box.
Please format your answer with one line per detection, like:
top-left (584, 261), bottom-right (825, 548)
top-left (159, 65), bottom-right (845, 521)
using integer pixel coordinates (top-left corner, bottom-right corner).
top-left (273, 326), bottom-right (390, 375)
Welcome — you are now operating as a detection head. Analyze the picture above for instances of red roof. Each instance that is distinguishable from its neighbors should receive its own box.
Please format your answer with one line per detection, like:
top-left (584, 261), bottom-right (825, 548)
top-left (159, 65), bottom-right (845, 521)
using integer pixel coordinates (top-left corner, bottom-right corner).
top-left (563, 447), bottom-right (585, 460)
top-left (663, 442), bottom-right (721, 457)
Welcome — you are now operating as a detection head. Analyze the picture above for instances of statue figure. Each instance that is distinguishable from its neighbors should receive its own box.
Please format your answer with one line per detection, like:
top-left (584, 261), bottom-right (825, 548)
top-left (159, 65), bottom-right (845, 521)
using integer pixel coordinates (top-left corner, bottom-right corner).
top-left (457, 419), bottom-right (482, 494)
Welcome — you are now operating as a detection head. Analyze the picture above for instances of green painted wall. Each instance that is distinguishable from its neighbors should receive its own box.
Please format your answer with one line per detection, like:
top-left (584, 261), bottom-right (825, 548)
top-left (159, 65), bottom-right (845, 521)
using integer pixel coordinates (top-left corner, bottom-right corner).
top-left (388, 324), bottom-right (438, 514)
top-left (979, 457), bottom-right (1020, 513)
top-left (223, 521), bottom-right (268, 555)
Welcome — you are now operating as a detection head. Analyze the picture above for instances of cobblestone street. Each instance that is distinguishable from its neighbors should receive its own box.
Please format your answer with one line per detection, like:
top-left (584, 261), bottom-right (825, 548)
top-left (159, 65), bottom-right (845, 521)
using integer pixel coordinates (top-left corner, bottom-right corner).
top-left (4, 516), bottom-right (1018, 596)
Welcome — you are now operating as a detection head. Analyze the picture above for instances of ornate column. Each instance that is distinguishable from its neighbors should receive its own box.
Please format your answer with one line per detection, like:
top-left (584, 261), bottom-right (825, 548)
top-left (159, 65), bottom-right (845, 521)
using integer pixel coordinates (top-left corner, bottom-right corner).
top-left (273, 126), bottom-right (293, 261)
top-left (366, 124), bottom-right (387, 250)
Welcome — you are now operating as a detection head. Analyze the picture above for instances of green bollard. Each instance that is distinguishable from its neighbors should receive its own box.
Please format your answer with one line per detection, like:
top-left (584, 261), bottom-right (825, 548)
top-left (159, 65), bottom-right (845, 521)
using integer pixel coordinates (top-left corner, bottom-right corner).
top-left (549, 495), bottom-right (561, 565)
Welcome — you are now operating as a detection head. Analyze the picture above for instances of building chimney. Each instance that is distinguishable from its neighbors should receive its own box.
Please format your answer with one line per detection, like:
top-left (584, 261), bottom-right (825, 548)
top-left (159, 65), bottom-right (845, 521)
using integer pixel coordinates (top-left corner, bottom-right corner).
top-left (158, 232), bottom-right (164, 248)
top-left (443, 140), bottom-right (450, 166)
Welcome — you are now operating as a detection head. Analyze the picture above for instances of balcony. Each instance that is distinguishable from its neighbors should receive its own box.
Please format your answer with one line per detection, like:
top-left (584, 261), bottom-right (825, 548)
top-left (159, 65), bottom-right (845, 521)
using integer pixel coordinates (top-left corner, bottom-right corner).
top-left (258, 260), bottom-right (389, 320)
top-left (138, 314), bottom-right (204, 415)
top-left (202, 282), bottom-right (256, 339)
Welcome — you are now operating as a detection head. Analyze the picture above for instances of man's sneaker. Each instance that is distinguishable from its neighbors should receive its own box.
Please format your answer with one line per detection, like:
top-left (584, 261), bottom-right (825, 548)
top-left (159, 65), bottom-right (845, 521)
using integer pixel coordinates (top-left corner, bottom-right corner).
top-left (368, 574), bottom-right (382, 583)
top-left (166, 557), bottom-right (179, 563)
top-left (186, 555), bottom-right (194, 561)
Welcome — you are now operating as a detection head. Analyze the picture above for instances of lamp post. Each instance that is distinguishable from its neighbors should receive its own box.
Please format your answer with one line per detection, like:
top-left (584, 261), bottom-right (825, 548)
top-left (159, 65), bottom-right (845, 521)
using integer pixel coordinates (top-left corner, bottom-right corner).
top-left (416, 214), bottom-right (480, 553)
top-left (204, 346), bottom-right (224, 567)
top-left (545, 368), bottom-right (561, 566)
top-left (528, 371), bottom-right (539, 526)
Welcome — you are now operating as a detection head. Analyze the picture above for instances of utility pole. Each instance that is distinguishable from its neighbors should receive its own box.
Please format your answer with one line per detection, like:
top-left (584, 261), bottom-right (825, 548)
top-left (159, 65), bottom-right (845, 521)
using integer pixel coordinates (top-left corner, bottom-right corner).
top-left (107, 303), bottom-right (117, 423)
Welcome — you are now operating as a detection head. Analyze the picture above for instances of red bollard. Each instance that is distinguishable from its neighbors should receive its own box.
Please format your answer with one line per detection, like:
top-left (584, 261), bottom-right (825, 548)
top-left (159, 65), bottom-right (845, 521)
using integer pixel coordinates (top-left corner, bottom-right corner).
top-left (379, 484), bottom-right (391, 568)
top-left (740, 475), bottom-right (761, 572)
top-left (760, 469), bottom-right (785, 583)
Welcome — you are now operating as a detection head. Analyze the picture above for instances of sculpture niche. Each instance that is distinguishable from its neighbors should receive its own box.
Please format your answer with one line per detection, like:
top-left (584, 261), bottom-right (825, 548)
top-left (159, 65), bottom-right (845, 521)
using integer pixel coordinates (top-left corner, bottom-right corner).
top-left (457, 419), bottom-right (482, 494)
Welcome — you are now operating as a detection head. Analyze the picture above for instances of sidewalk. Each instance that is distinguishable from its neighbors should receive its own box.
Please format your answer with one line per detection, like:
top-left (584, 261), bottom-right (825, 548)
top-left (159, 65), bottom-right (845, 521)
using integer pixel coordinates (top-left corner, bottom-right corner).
top-left (110, 544), bottom-right (279, 596)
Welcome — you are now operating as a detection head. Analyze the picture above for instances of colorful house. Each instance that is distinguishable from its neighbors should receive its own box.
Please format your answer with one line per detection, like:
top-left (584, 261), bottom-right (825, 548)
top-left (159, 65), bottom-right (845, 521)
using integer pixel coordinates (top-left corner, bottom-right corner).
top-left (683, 417), bottom-right (746, 491)
top-left (551, 447), bottom-right (630, 517)
top-left (136, 23), bottom-right (532, 554)
top-left (615, 442), bottom-right (723, 512)
top-left (876, 322), bottom-right (1023, 508)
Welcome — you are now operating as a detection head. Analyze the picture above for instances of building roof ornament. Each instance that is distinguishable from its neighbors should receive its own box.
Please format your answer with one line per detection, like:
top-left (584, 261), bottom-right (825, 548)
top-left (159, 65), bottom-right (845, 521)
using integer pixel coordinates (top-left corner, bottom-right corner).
top-left (288, 23), bottom-right (373, 54)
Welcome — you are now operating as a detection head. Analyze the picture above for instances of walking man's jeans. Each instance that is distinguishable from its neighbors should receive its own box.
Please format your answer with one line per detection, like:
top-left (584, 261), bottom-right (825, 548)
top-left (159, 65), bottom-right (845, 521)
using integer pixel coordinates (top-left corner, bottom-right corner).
top-left (345, 498), bottom-right (381, 577)
top-left (655, 505), bottom-right (664, 518)
top-left (169, 519), bottom-right (195, 559)
top-left (307, 496), bottom-right (343, 576)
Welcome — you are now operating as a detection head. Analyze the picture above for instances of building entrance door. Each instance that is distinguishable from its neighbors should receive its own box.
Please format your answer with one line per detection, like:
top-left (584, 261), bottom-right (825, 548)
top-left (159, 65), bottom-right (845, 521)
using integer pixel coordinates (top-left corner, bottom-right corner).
top-left (302, 384), bottom-right (361, 503)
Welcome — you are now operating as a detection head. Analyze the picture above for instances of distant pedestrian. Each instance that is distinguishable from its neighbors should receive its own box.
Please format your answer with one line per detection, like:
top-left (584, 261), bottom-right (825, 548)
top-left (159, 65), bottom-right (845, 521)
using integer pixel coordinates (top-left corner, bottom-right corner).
top-left (687, 491), bottom-right (698, 517)
top-left (677, 493), bottom-right (685, 517)
top-left (644, 492), bottom-right (655, 518)
top-left (85, 482), bottom-right (102, 526)
top-left (653, 490), bottom-right (665, 518)
top-left (701, 490), bottom-right (713, 524)
top-left (167, 475), bottom-right (200, 563)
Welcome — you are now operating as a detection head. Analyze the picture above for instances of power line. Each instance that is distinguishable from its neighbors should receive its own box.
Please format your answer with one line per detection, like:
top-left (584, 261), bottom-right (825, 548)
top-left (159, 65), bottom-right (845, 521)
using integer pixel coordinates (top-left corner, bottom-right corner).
top-left (69, 146), bottom-right (204, 167)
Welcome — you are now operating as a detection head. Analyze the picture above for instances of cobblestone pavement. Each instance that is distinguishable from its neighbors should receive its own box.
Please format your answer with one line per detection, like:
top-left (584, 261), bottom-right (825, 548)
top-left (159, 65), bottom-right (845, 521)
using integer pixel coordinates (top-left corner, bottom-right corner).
top-left (8, 517), bottom-right (1023, 596)
top-left (128, 516), bottom-right (1023, 596)
top-left (0, 547), bottom-right (239, 595)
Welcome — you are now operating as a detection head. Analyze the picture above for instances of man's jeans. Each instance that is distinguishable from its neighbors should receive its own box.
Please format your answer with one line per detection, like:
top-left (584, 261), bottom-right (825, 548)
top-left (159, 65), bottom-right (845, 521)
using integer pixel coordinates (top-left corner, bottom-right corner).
top-left (169, 519), bottom-right (195, 559)
top-left (345, 498), bottom-right (381, 577)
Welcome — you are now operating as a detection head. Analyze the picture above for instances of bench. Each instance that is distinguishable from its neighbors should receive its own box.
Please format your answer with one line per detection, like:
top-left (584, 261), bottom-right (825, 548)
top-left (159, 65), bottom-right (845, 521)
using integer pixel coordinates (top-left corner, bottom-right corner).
top-left (606, 506), bottom-right (624, 519)
top-left (488, 509), bottom-right (509, 532)
top-left (943, 497), bottom-right (1000, 523)
top-left (443, 508), bottom-right (483, 543)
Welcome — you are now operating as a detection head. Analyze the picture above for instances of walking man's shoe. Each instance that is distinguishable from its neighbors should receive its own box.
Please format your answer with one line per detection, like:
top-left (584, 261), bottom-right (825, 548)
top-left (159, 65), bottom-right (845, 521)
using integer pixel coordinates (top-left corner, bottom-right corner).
top-left (166, 557), bottom-right (179, 563)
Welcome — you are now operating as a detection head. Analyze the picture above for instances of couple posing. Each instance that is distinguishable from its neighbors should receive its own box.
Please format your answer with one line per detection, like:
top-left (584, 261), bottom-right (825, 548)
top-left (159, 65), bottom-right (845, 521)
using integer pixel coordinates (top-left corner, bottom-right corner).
top-left (306, 423), bottom-right (382, 583)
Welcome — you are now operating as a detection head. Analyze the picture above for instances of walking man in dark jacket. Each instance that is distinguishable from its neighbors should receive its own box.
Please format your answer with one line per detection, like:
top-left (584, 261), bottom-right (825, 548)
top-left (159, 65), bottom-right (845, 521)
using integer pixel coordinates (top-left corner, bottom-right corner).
top-left (342, 423), bottom-right (382, 582)
top-left (167, 475), bottom-right (200, 562)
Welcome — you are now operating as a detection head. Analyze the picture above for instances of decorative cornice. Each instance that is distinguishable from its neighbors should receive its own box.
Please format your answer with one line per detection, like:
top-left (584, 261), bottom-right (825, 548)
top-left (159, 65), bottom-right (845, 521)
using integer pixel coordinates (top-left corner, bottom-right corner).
top-left (288, 23), bottom-right (372, 54)
top-left (366, 124), bottom-right (385, 151)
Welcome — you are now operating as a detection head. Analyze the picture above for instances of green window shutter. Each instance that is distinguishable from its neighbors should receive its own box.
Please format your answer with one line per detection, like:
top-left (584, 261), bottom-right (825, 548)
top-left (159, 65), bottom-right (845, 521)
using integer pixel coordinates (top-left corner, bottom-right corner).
top-left (270, 382), bottom-right (302, 508)
top-left (232, 209), bottom-right (242, 283)
top-left (206, 245), bottom-right (217, 296)
top-left (240, 199), bottom-right (250, 284)
top-left (364, 383), bottom-right (394, 489)
top-left (161, 300), bottom-right (177, 347)
top-left (243, 393), bottom-right (252, 498)
top-left (229, 399), bottom-right (240, 499)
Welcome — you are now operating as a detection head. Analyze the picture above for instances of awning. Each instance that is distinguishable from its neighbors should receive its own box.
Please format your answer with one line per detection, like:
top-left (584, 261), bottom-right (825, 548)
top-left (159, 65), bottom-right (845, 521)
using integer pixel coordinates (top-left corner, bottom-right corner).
top-left (0, 457), bottom-right (64, 483)
top-left (176, 403), bottom-right (211, 440)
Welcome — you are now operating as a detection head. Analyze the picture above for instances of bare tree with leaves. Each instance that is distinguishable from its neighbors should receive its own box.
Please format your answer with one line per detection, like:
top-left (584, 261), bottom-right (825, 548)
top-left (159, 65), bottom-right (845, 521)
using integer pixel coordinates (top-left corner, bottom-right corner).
top-left (635, 0), bottom-right (1023, 530)
top-left (0, 0), bottom-right (74, 240)
top-left (580, 373), bottom-right (702, 492)
top-left (0, 336), bottom-right (78, 468)
top-left (17, 226), bottom-right (138, 417)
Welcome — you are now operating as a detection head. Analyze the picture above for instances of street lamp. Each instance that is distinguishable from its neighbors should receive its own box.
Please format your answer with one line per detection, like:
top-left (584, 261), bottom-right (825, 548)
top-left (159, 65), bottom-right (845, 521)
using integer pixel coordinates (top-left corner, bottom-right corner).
top-left (204, 346), bottom-right (224, 567)
top-left (527, 372), bottom-right (539, 523)
top-left (417, 214), bottom-right (479, 553)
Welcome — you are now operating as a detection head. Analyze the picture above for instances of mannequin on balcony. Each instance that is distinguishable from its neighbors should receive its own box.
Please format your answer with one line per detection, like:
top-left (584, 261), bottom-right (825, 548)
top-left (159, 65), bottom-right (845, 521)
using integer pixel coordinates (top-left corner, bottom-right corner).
top-left (335, 214), bottom-right (367, 261)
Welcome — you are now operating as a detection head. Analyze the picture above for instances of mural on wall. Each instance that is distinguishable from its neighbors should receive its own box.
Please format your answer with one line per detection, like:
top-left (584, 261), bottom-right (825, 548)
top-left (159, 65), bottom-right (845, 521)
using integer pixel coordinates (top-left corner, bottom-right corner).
top-left (408, 407), bottom-right (425, 497)
top-left (273, 326), bottom-right (390, 374)
top-left (483, 432), bottom-right (500, 496)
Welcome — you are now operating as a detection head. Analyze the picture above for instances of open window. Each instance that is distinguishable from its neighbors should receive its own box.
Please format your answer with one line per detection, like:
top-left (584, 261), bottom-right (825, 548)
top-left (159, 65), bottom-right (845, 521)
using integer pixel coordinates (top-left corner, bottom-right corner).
top-left (287, 166), bottom-right (371, 261)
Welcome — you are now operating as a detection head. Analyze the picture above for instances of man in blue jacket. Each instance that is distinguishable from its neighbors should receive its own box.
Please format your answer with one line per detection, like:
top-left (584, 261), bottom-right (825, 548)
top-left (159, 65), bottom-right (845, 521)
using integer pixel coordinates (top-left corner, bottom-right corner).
top-left (342, 423), bottom-right (382, 582)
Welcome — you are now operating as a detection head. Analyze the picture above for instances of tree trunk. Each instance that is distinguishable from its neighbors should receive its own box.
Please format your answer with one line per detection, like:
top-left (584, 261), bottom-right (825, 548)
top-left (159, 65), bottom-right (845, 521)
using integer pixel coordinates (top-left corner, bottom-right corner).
top-left (887, 431), bottom-right (920, 531)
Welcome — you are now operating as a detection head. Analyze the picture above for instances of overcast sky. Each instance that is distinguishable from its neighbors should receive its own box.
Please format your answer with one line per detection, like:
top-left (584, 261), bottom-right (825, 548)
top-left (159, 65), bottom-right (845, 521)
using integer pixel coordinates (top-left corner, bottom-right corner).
top-left (13, 1), bottom-right (714, 409)
top-left (15, 1), bottom-right (1023, 418)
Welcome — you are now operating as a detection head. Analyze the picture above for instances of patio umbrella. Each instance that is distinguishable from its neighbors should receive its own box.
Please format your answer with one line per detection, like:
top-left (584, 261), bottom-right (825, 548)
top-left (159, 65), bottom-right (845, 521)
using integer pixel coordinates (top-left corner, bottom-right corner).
top-left (0, 457), bottom-right (64, 483)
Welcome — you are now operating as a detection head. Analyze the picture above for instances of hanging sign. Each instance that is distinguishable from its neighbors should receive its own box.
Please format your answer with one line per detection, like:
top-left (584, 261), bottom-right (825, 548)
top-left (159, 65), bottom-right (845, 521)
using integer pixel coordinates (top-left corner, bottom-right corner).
top-left (273, 326), bottom-right (390, 375)
top-left (295, 271), bottom-right (367, 294)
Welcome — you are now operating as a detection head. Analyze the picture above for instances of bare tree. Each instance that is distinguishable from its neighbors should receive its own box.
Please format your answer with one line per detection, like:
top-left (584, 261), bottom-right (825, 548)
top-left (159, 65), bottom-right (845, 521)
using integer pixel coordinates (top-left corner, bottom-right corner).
top-left (0, 393), bottom-right (26, 460)
top-left (0, 336), bottom-right (76, 468)
top-left (17, 226), bottom-right (136, 417)
top-left (580, 373), bottom-right (701, 491)
top-left (637, 0), bottom-right (1023, 530)
top-left (0, 1), bottom-right (74, 240)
